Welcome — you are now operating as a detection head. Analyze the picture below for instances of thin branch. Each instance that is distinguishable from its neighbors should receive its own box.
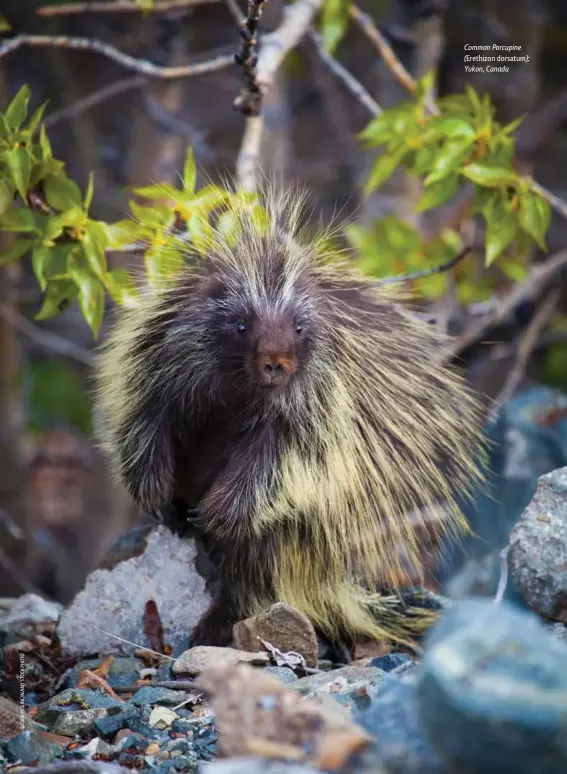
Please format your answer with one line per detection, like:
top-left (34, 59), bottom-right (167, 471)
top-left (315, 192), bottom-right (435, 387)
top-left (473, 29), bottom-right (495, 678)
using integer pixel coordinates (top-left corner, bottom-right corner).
top-left (0, 305), bottom-right (94, 366)
top-left (442, 249), bottom-right (567, 362)
top-left (0, 35), bottom-right (234, 79)
top-left (44, 75), bottom-right (145, 129)
top-left (349, 4), bottom-right (439, 116)
top-left (234, 0), bottom-right (324, 189)
top-left (487, 288), bottom-right (559, 423)
top-left (308, 30), bottom-right (381, 117)
top-left (376, 245), bottom-right (471, 286)
top-left (37, 0), bottom-right (218, 15)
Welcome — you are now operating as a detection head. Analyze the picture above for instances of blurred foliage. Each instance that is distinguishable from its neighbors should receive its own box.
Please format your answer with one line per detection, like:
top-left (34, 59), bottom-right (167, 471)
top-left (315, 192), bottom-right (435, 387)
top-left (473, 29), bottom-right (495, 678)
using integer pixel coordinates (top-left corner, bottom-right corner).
top-left (0, 70), bottom-right (556, 335)
top-left (25, 360), bottom-right (92, 435)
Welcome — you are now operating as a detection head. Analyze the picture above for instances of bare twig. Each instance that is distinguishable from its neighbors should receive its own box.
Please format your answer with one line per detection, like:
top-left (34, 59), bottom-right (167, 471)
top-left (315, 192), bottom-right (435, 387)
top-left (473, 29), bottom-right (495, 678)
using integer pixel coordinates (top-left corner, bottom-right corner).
top-left (442, 249), bottom-right (567, 362)
top-left (487, 288), bottom-right (559, 422)
top-left (308, 30), bottom-right (381, 117)
top-left (44, 75), bottom-right (145, 129)
top-left (0, 305), bottom-right (94, 366)
top-left (376, 245), bottom-right (472, 286)
top-left (349, 4), bottom-right (438, 116)
top-left (0, 35), bottom-right (233, 79)
top-left (233, 0), bottom-right (269, 117)
top-left (37, 0), bottom-right (218, 15)
top-left (234, 0), bottom-right (323, 189)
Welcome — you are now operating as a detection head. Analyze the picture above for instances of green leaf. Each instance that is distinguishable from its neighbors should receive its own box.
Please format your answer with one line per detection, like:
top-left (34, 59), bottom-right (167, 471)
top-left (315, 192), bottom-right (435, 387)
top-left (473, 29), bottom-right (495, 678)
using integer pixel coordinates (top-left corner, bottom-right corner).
top-left (5, 85), bottom-right (30, 131)
top-left (364, 145), bottom-right (408, 196)
top-left (132, 183), bottom-right (179, 200)
top-left (104, 268), bottom-right (140, 308)
top-left (461, 163), bottom-right (518, 188)
top-left (501, 116), bottom-right (524, 136)
top-left (39, 125), bottom-right (52, 160)
top-left (0, 13), bottom-right (11, 31)
top-left (416, 174), bottom-right (460, 212)
top-left (188, 212), bottom-right (213, 255)
top-left (145, 244), bottom-right (184, 287)
top-left (32, 244), bottom-right (55, 290)
top-left (35, 278), bottom-right (77, 321)
top-left (182, 147), bottom-right (197, 195)
top-left (43, 215), bottom-right (64, 241)
top-left (519, 192), bottom-right (550, 250)
top-left (0, 237), bottom-right (32, 265)
top-left (44, 172), bottom-right (83, 210)
top-left (424, 139), bottom-right (473, 185)
top-left (485, 208), bottom-right (518, 265)
top-left (191, 185), bottom-right (230, 212)
top-left (426, 116), bottom-right (476, 140)
top-left (358, 113), bottom-right (393, 148)
top-left (0, 206), bottom-right (37, 233)
top-left (130, 201), bottom-right (174, 231)
top-left (84, 172), bottom-right (94, 212)
top-left (105, 218), bottom-right (145, 248)
top-left (82, 221), bottom-right (108, 278)
top-left (320, 0), bottom-right (349, 54)
top-left (5, 147), bottom-right (31, 199)
top-left (0, 175), bottom-right (15, 215)
top-left (69, 257), bottom-right (106, 337)
top-left (498, 256), bottom-right (529, 282)
top-left (27, 101), bottom-right (48, 136)
top-left (415, 69), bottom-right (436, 101)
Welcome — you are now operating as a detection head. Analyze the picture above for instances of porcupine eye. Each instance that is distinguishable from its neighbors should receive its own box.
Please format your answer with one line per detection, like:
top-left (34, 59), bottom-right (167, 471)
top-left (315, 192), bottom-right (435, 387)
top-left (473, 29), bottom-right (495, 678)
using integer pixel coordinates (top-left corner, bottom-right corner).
top-left (236, 321), bottom-right (247, 335)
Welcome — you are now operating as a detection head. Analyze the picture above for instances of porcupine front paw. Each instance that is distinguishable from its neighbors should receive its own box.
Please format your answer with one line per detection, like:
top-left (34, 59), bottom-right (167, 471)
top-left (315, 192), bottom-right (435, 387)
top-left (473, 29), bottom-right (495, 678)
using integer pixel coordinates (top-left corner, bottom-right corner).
top-left (190, 598), bottom-right (237, 647)
top-left (161, 498), bottom-right (205, 538)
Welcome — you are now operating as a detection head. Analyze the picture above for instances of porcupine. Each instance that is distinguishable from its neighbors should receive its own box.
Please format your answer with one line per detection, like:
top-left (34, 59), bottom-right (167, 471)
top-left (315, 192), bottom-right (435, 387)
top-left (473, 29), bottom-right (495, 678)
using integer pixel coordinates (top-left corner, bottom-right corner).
top-left (95, 183), bottom-right (485, 649)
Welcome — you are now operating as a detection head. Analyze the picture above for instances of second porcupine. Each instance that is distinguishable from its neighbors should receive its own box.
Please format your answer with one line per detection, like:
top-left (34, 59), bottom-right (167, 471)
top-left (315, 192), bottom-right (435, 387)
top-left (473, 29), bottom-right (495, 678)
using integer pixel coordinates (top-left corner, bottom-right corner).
top-left (95, 184), bottom-right (485, 648)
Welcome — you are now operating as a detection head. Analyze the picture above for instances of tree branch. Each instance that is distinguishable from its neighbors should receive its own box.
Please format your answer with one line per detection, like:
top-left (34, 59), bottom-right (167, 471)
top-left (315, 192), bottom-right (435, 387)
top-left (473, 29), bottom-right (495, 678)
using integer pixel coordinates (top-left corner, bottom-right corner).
top-left (235, 0), bottom-right (324, 190)
top-left (0, 35), bottom-right (233, 79)
top-left (308, 30), bottom-right (381, 117)
top-left (44, 75), bottom-right (145, 129)
top-left (36, 0), bottom-right (218, 15)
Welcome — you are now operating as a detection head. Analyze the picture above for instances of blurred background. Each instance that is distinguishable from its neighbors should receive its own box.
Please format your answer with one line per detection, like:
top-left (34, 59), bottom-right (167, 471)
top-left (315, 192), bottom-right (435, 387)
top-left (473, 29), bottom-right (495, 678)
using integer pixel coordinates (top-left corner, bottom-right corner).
top-left (0, 0), bottom-right (567, 606)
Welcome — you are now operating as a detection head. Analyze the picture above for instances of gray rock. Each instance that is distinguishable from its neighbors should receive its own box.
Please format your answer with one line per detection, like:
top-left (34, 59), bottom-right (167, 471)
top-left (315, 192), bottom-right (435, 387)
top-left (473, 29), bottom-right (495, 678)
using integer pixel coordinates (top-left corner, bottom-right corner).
top-left (35, 689), bottom-right (122, 729)
top-left (417, 598), bottom-right (567, 774)
top-left (200, 760), bottom-right (322, 774)
top-left (263, 666), bottom-right (299, 684)
top-left (0, 593), bottom-right (62, 635)
top-left (233, 602), bottom-right (319, 669)
top-left (173, 646), bottom-right (269, 675)
top-left (129, 685), bottom-right (195, 707)
top-left (292, 666), bottom-right (385, 698)
top-left (0, 695), bottom-right (35, 737)
top-left (4, 730), bottom-right (59, 766)
top-left (64, 656), bottom-right (145, 690)
top-left (15, 765), bottom-right (132, 773)
top-left (549, 623), bottom-right (567, 644)
top-left (53, 708), bottom-right (110, 737)
top-left (509, 467), bottom-right (567, 621)
top-left (57, 526), bottom-right (212, 657)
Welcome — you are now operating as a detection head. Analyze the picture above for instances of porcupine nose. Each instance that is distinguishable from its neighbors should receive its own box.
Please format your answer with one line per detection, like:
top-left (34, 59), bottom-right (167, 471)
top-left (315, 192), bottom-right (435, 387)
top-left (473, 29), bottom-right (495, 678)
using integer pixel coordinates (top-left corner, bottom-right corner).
top-left (258, 354), bottom-right (293, 386)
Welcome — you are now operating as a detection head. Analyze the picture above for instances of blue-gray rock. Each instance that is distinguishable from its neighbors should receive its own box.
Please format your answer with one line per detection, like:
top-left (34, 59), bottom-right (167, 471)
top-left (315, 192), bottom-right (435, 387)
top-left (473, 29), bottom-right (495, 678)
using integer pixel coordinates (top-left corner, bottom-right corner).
top-left (200, 760), bottom-right (323, 774)
top-left (64, 657), bottom-right (146, 690)
top-left (370, 654), bottom-right (413, 672)
top-left (354, 677), bottom-right (446, 774)
top-left (416, 598), bottom-right (567, 774)
top-left (129, 686), bottom-right (193, 707)
top-left (4, 730), bottom-right (59, 766)
top-left (0, 594), bottom-right (62, 637)
top-left (262, 666), bottom-right (299, 684)
top-left (35, 689), bottom-right (123, 728)
top-left (57, 526), bottom-right (212, 657)
top-left (94, 705), bottom-right (141, 738)
top-left (509, 467), bottom-right (567, 621)
top-left (440, 386), bottom-right (567, 601)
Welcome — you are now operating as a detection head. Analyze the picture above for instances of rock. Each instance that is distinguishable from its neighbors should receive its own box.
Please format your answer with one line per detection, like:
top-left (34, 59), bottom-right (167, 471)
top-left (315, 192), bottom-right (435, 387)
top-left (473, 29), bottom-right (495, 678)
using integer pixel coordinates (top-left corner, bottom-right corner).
top-left (549, 623), bottom-right (567, 645)
top-left (34, 689), bottom-right (122, 728)
top-left (201, 761), bottom-right (323, 774)
top-left (355, 677), bottom-right (446, 774)
top-left (149, 706), bottom-right (179, 729)
top-left (292, 666), bottom-right (385, 705)
top-left (3, 729), bottom-right (59, 766)
top-left (93, 706), bottom-right (141, 739)
top-left (53, 708), bottom-right (111, 737)
top-left (370, 654), bottom-right (413, 672)
top-left (129, 685), bottom-right (197, 707)
top-left (77, 737), bottom-right (113, 758)
top-left (509, 467), bottom-right (567, 621)
top-left (0, 695), bottom-right (35, 738)
top-left (64, 656), bottom-right (145, 690)
top-left (57, 526), bottom-right (213, 657)
top-left (233, 603), bottom-right (319, 669)
top-left (0, 593), bottom-right (62, 636)
top-left (263, 666), bottom-right (299, 684)
top-left (22, 765), bottom-right (132, 773)
top-left (416, 598), bottom-right (567, 774)
top-left (173, 646), bottom-right (269, 675)
top-left (439, 386), bottom-right (567, 602)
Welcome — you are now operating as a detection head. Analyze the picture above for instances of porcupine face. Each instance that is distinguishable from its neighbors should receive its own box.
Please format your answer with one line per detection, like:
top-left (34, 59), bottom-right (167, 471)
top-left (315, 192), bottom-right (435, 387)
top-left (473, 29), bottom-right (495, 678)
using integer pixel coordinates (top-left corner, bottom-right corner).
top-left (203, 260), bottom-right (318, 396)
